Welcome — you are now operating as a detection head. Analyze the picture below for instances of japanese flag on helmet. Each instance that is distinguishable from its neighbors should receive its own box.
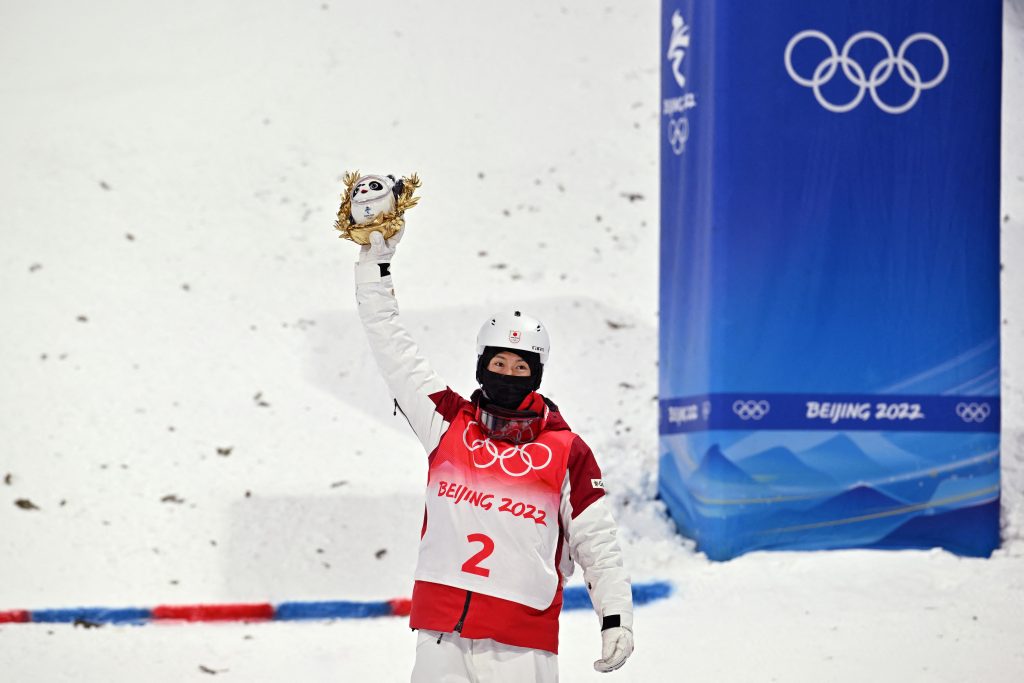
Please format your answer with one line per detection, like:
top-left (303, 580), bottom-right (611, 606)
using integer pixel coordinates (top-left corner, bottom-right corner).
top-left (476, 310), bottom-right (550, 364)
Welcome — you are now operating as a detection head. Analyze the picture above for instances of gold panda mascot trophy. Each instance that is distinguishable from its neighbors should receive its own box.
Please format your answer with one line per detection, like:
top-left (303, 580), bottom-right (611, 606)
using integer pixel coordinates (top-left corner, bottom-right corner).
top-left (334, 171), bottom-right (421, 244)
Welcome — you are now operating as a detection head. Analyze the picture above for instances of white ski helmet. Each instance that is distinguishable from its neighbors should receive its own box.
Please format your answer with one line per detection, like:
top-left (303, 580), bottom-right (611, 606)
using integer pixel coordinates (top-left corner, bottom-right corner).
top-left (350, 174), bottom-right (397, 225)
top-left (476, 310), bottom-right (550, 364)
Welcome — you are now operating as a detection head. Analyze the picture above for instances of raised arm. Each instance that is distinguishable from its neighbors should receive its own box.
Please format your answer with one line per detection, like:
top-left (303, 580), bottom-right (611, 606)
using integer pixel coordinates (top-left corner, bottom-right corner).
top-left (354, 230), bottom-right (454, 453)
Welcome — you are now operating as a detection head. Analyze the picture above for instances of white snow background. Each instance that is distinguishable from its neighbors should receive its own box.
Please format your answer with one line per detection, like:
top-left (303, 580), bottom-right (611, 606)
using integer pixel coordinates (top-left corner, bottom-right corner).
top-left (1, 1), bottom-right (1022, 681)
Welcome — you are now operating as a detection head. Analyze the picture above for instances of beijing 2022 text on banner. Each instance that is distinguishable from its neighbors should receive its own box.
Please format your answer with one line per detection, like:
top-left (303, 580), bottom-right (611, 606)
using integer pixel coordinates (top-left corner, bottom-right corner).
top-left (658, 0), bottom-right (1002, 560)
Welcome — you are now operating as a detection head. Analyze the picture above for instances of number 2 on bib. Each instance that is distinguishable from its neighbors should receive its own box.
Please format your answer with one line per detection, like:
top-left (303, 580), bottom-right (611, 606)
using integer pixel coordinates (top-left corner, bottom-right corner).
top-left (461, 533), bottom-right (494, 578)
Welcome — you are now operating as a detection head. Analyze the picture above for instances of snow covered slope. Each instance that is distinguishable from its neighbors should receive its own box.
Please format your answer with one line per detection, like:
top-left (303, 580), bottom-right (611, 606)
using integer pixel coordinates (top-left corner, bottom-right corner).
top-left (0, 0), bottom-right (1021, 681)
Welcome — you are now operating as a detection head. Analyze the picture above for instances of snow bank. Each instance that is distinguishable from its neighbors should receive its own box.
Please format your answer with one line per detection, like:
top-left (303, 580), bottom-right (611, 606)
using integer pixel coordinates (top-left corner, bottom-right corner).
top-left (0, 1), bottom-right (1021, 680)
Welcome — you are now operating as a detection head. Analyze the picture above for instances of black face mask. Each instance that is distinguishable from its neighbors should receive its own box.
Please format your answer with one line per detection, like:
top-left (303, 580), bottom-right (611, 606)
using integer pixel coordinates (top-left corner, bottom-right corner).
top-left (478, 369), bottom-right (536, 410)
top-left (475, 347), bottom-right (543, 410)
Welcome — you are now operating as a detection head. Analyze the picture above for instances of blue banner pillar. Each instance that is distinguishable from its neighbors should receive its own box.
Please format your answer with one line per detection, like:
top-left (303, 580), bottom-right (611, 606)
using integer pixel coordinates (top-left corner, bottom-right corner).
top-left (658, 0), bottom-right (1002, 560)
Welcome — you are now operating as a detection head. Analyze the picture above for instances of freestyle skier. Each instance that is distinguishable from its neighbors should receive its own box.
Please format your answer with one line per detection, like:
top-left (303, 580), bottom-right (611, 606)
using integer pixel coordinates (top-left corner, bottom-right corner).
top-left (353, 225), bottom-right (634, 682)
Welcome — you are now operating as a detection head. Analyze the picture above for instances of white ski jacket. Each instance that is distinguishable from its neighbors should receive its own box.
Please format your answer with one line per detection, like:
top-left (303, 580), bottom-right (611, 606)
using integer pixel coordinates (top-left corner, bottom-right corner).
top-left (355, 259), bottom-right (632, 653)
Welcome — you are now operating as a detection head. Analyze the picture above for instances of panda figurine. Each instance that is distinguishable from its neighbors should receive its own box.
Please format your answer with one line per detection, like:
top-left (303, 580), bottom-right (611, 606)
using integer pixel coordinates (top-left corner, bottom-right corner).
top-left (334, 170), bottom-right (420, 244)
top-left (350, 173), bottom-right (404, 225)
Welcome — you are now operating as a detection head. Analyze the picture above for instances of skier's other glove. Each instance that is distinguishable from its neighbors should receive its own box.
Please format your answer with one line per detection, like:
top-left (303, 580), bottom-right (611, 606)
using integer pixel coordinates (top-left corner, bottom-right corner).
top-left (593, 625), bottom-right (633, 673)
top-left (358, 227), bottom-right (404, 266)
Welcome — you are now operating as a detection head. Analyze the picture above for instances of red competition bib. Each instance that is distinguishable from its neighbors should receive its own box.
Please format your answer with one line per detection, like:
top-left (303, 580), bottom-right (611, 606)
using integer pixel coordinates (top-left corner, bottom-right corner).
top-left (414, 408), bottom-right (574, 610)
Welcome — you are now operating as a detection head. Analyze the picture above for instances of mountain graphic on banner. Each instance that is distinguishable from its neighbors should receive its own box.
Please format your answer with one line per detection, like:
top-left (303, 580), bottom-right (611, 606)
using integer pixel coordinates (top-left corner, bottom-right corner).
top-left (734, 446), bottom-right (838, 488)
top-left (761, 485), bottom-right (911, 536)
top-left (692, 445), bottom-right (757, 485)
top-left (793, 434), bottom-right (893, 482)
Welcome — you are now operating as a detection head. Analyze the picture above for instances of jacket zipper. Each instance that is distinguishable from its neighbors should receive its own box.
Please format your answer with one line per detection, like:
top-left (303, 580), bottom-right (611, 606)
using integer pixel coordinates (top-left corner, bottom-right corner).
top-left (437, 590), bottom-right (473, 644)
top-left (454, 591), bottom-right (473, 632)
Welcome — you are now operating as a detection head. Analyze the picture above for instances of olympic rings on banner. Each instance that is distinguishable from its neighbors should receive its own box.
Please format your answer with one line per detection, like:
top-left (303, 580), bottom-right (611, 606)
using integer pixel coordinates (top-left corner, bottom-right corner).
top-left (667, 116), bottom-right (689, 155)
top-left (463, 423), bottom-right (553, 477)
top-left (733, 400), bottom-right (770, 421)
top-left (784, 30), bottom-right (949, 114)
top-left (955, 402), bottom-right (991, 423)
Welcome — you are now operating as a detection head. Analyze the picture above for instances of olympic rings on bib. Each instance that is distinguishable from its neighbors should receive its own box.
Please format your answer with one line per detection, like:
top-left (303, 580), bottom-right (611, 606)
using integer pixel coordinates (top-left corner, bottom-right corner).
top-left (463, 422), bottom-right (553, 477)
top-left (784, 30), bottom-right (949, 114)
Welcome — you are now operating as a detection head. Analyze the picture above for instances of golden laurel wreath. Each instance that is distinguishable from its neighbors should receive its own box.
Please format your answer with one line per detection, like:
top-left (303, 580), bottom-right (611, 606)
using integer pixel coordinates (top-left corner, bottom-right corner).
top-left (333, 171), bottom-right (421, 245)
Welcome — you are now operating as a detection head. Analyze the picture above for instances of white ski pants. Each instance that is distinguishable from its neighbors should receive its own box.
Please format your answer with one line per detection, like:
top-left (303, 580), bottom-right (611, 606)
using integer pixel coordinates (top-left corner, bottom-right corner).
top-left (411, 630), bottom-right (558, 683)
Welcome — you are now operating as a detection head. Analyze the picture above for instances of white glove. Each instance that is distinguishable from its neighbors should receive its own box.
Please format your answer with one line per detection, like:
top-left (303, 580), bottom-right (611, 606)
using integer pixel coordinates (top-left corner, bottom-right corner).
top-left (593, 626), bottom-right (633, 673)
top-left (357, 227), bottom-right (404, 265)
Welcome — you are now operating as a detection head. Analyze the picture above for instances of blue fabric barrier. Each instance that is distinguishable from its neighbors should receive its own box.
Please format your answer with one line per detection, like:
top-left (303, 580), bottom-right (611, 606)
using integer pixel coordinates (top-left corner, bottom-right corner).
top-left (658, 0), bottom-right (1002, 560)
